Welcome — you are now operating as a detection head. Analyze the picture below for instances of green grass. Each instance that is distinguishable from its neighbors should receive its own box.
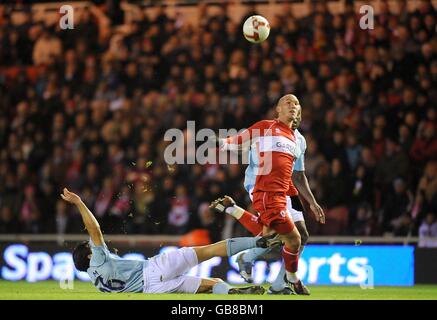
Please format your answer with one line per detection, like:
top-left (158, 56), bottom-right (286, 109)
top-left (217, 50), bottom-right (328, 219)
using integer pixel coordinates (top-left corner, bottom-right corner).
top-left (0, 281), bottom-right (436, 300)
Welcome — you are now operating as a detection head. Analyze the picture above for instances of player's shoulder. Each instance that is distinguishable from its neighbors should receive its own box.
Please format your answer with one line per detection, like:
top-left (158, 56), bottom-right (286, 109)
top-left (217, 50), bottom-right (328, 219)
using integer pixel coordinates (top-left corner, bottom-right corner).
top-left (294, 128), bottom-right (303, 138)
top-left (294, 129), bottom-right (306, 141)
top-left (253, 119), bottom-right (276, 128)
top-left (294, 129), bottom-right (307, 147)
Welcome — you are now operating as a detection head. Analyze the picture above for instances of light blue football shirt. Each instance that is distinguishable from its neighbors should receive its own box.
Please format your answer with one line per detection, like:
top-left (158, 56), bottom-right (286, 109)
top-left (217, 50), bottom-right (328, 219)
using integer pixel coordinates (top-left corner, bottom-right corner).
top-left (87, 239), bottom-right (148, 293)
top-left (244, 129), bottom-right (307, 193)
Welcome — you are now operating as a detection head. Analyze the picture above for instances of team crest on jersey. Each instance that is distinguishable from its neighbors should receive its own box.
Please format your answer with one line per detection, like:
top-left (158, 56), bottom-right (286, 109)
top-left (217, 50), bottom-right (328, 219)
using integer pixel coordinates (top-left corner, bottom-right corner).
top-left (280, 210), bottom-right (286, 217)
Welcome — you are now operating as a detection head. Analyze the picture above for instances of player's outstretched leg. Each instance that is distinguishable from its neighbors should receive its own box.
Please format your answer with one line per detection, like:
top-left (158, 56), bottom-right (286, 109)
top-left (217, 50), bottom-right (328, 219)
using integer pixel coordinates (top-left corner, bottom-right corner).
top-left (148, 247), bottom-right (269, 295)
top-left (235, 249), bottom-right (268, 283)
top-left (192, 234), bottom-right (281, 264)
top-left (190, 235), bottom-right (278, 295)
top-left (210, 196), bottom-right (264, 236)
top-left (269, 220), bottom-right (310, 295)
top-left (210, 196), bottom-right (273, 282)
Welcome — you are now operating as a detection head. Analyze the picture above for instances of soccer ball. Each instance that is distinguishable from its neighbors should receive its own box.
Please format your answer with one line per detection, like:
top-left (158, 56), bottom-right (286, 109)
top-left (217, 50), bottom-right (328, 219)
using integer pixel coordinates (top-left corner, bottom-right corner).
top-left (243, 15), bottom-right (270, 43)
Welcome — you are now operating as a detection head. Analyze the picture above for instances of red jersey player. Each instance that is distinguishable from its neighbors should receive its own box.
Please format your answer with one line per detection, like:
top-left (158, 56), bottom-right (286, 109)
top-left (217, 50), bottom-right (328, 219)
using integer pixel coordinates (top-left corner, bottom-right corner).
top-left (212, 106), bottom-right (325, 294)
top-left (218, 94), bottom-right (324, 289)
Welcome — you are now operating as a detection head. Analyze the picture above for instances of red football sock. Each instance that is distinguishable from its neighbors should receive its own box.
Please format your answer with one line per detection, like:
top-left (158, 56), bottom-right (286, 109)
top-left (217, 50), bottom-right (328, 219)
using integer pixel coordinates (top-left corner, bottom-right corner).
top-left (238, 210), bottom-right (263, 236)
top-left (282, 246), bottom-right (299, 273)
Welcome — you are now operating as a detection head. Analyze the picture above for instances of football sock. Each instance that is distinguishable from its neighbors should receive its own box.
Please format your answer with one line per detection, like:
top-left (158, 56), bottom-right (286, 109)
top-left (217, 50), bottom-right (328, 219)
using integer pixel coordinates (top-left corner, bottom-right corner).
top-left (225, 205), bottom-right (243, 219)
top-left (239, 210), bottom-right (263, 236)
top-left (282, 245), bottom-right (299, 276)
top-left (226, 237), bottom-right (259, 256)
top-left (242, 247), bottom-right (270, 263)
top-left (212, 282), bottom-right (232, 294)
top-left (286, 271), bottom-right (299, 284)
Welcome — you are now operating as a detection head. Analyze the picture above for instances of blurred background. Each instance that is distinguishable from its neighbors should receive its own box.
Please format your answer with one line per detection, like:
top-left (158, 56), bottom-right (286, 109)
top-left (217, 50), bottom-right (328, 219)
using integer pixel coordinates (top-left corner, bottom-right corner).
top-left (0, 0), bottom-right (436, 284)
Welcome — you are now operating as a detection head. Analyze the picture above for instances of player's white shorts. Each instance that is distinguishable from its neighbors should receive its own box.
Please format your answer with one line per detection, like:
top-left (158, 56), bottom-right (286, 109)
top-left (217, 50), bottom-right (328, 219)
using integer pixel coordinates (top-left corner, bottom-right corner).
top-left (143, 247), bottom-right (201, 294)
top-left (248, 188), bottom-right (304, 223)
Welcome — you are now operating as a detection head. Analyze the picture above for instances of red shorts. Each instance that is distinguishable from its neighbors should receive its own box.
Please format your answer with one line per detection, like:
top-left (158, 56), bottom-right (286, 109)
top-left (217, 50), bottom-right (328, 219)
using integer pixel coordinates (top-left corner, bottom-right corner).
top-left (252, 191), bottom-right (295, 234)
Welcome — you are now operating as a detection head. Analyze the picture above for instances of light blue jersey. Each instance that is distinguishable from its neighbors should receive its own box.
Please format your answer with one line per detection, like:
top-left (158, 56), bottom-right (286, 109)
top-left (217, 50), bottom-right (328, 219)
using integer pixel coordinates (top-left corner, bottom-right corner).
top-left (87, 239), bottom-right (147, 293)
top-left (244, 129), bottom-right (307, 193)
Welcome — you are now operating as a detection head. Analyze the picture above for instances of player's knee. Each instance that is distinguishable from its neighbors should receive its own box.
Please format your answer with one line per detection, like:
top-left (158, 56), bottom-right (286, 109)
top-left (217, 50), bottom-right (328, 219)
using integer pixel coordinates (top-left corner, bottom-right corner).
top-left (282, 231), bottom-right (300, 251)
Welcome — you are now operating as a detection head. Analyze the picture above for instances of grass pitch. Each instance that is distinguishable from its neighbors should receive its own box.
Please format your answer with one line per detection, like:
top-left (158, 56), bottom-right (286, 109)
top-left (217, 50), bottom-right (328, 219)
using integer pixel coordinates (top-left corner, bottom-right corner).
top-left (0, 281), bottom-right (436, 300)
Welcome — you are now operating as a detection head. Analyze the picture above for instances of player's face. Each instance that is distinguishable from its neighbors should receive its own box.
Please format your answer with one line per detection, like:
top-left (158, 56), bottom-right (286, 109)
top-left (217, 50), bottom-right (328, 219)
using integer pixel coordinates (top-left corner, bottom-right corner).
top-left (292, 108), bottom-right (301, 130)
top-left (277, 94), bottom-right (300, 123)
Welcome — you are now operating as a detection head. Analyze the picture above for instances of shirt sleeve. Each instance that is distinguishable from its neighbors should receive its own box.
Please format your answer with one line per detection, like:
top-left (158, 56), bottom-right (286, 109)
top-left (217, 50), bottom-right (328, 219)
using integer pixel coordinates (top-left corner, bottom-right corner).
top-left (293, 153), bottom-right (305, 171)
top-left (89, 238), bottom-right (109, 267)
top-left (222, 120), bottom-right (269, 151)
top-left (293, 134), bottom-right (307, 171)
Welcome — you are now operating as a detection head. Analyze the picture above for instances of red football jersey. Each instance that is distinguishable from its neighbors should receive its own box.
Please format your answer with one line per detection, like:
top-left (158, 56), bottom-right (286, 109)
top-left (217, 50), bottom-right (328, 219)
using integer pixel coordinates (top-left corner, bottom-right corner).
top-left (223, 119), bottom-right (298, 194)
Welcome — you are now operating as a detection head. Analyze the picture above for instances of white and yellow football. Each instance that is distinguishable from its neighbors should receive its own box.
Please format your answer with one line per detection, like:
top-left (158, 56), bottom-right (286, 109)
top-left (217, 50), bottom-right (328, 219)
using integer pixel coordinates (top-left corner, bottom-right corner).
top-left (243, 15), bottom-right (270, 43)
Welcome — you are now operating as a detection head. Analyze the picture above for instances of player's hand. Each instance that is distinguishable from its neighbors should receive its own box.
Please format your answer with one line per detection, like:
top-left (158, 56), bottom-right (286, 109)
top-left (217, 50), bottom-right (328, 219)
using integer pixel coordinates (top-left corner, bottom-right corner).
top-left (310, 202), bottom-right (325, 224)
top-left (60, 188), bottom-right (82, 205)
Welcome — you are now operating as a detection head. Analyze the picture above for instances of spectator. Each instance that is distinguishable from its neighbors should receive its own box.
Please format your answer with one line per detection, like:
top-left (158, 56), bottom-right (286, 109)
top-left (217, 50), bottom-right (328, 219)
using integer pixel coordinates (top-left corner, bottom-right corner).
top-left (32, 29), bottom-right (62, 66)
top-left (0, 206), bottom-right (20, 233)
top-left (321, 158), bottom-right (350, 209)
top-left (303, 136), bottom-right (326, 190)
top-left (55, 199), bottom-right (69, 235)
top-left (375, 137), bottom-right (409, 193)
top-left (383, 178), bottom-right (414, 234)
top-left (20, 185), bottom-right (42, 233)
top-left (351, 202), bottom-right (379, 236)
top-left (345, 132), bottom-right (362, 171)
top-left (418, 213), bottom-right (437, 247)
top-left (350, 164), bottom-right (374, 211)
top-left (196, 202), bottom-right (221, 243)
top-left (167, 184), bottom-right (191, 235)
top-left (94, 177), bottom-right (115, 222)
top-left (410, 122), bottom-right (437, 166)
top-left (412, 161), bottom-right (437, 224)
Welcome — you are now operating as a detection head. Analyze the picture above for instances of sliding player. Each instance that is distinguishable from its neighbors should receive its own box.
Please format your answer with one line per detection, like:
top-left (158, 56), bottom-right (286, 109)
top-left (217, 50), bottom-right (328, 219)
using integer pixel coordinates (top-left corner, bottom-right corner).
top-left (61, 188), bottom-right (280, 294)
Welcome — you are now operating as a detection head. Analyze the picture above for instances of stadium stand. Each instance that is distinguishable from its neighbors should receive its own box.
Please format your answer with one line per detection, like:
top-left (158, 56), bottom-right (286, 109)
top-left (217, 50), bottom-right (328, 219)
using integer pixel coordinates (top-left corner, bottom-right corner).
top-left (0, 0), bottom-right (436, 242)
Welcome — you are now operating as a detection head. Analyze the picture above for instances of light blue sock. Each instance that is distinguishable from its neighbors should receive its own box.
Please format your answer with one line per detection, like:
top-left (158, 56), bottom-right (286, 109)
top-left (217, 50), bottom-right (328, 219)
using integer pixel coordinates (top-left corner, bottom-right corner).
top-left (271, 261), bottom-right (287, 291)
top-left (212, 282), bottom-right (232, 294)
top-left (226, 237), bottom-right (259, 256)
top-left (242, 247), bottom-right (270, 263)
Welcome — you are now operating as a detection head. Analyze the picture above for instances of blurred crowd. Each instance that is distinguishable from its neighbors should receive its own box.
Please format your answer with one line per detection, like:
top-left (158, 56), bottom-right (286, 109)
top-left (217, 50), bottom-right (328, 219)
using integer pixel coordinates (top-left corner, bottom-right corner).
top-left (0, 1), bottom-right (436, 241)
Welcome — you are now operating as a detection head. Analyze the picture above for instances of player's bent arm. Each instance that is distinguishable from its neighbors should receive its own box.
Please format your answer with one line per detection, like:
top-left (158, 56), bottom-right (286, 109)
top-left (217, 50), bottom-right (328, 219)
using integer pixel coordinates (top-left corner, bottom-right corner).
top-left (297, 193), bottom-right (312, 215)
top-left (292, 171), bottom-right (325, 224)
top-left (292, 170), bottom-right (317, 205)
top-left (60, 188), bottom-right (105, 246)
top-left (220, 120), bottom-right (268, 152)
